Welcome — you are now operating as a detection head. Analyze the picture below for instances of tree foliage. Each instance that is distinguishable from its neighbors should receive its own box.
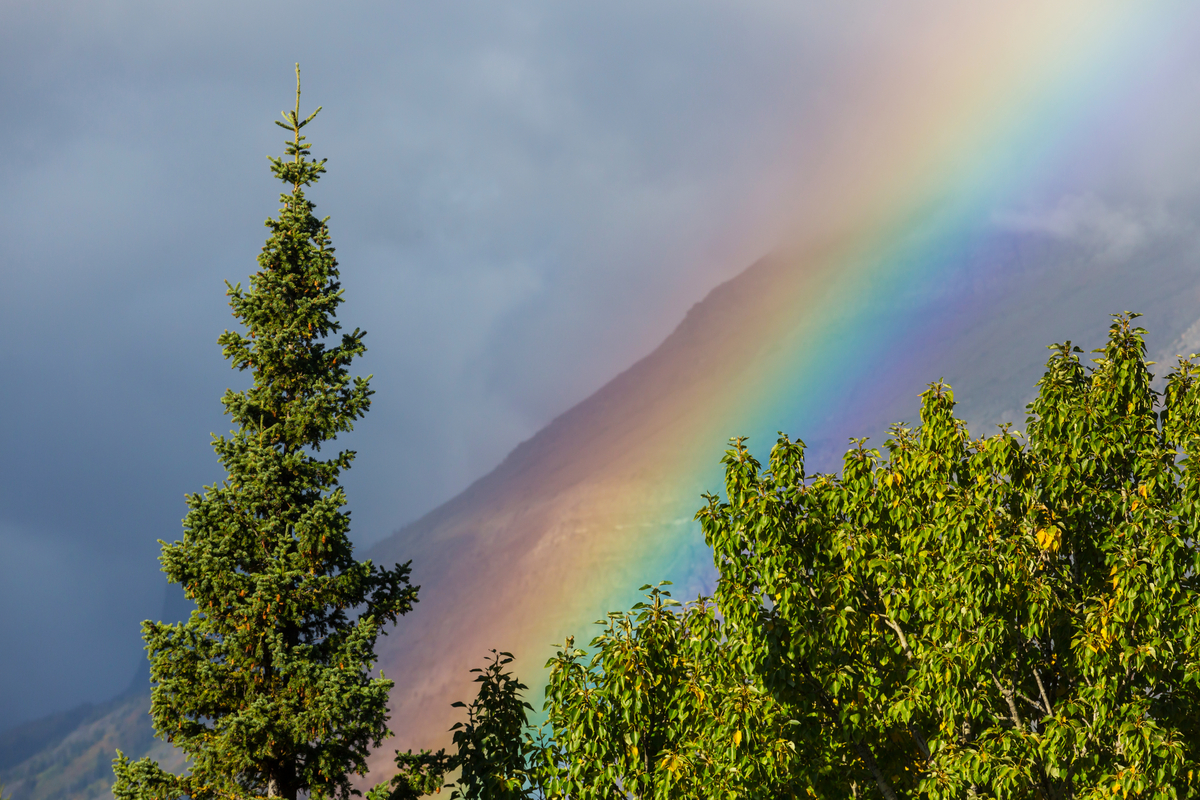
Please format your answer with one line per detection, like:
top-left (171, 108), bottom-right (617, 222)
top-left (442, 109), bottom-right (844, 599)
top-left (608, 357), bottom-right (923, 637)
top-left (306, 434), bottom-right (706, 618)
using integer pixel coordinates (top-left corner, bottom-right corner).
top-left (449, 651), bottom-right (540, 800)
top-left (698, 314), bottom-right (1200, 798)
top-left (410, 587), bottom-right (807, 800)
top-left (537, 585), bottom-right (807, 799)
top-left (383, 651), bottom-right (539, 800)
top-left (379, 650), bottom-right (540, 800)
top-left (112, 67), bottom-right (417, 800)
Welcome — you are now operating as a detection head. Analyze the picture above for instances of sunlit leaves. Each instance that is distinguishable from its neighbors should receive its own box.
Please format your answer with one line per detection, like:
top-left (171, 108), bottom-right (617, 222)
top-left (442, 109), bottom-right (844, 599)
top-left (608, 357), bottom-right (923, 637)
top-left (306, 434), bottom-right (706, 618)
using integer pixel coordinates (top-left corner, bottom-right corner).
top-left (532, 586), bottom-right (811, 799)
top-left (429, 316), bottom-right (1199, 798)
top-left (698, 314), bottom-right (1200, 798)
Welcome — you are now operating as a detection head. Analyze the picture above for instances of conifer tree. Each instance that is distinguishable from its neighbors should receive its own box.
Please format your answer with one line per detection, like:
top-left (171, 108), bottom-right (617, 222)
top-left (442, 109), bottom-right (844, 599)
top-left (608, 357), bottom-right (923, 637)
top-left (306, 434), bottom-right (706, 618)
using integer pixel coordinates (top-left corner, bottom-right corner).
top-left (113, 66), bottom-right (417, 800)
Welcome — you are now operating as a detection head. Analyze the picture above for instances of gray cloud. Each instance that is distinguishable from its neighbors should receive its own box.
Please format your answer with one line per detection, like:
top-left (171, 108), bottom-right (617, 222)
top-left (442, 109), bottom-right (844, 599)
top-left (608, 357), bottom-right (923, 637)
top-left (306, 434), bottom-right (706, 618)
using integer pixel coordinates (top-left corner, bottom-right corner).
top-left (992, 194), bottom-right (1176, 260)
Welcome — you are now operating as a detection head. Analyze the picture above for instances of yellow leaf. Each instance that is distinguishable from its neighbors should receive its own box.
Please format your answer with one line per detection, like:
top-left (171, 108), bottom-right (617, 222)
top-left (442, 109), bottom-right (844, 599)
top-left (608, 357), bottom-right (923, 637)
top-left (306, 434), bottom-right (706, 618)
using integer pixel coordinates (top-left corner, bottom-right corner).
top-left (733, 730), bottom-right (742, 746)
top-left (1036, 528), bottom-right (1062, 552)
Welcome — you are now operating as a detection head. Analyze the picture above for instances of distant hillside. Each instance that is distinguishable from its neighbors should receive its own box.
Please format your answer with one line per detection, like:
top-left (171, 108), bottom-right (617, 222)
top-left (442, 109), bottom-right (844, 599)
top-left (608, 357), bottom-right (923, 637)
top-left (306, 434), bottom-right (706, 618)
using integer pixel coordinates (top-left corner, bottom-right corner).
top-left (0, 681), bottom-right (182, 800)
top-left (0, 587), bottom-right (195, 799)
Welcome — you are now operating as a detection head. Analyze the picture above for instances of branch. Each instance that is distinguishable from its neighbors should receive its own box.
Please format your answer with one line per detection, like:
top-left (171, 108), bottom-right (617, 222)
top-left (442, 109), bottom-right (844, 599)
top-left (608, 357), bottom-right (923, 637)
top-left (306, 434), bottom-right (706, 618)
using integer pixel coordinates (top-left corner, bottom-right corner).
top-left (854, 741), bottom-right (900, 800)
top-left (908, 724), bottom-right (932, 762)
top-left (800, 659), bottom-right (899, 800)
top-left (1018, 636), bottom-right (1054, 720)
top-left (882, 616), bottom-right (914, 661)
top-left (991, 672), bottom-right (1023, 729)
top-left (1032, 667), bottom-right (1053, 718)
top-left (1016, 691), bottom-right (1046, 716)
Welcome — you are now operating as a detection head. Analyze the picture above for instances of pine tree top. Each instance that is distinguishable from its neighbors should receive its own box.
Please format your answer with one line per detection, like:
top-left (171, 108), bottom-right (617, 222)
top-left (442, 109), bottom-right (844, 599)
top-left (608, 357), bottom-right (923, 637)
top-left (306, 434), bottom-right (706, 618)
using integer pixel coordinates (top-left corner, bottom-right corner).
top-left (218, 68), bottom-right (369, 457)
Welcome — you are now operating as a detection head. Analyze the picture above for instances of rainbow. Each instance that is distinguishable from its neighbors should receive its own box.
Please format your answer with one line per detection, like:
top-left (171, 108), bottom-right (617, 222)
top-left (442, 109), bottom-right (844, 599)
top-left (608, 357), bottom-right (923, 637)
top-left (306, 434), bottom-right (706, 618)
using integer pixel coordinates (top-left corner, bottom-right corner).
top-left (365, 1), bottom-right (1199, 772)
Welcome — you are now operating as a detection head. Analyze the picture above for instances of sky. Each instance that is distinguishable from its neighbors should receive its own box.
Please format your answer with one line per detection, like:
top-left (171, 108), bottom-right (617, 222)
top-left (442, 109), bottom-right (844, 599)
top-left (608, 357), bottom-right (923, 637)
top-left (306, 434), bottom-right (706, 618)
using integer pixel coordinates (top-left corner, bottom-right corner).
top-left (4, 0), bottom-right (1200, 732)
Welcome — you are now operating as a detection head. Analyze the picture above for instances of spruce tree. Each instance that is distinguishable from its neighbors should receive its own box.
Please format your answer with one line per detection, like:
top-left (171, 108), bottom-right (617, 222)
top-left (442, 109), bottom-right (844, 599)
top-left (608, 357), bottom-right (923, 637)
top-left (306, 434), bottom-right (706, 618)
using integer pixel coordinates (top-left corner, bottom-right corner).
top-left (113, 67), bottom-right (417, 800)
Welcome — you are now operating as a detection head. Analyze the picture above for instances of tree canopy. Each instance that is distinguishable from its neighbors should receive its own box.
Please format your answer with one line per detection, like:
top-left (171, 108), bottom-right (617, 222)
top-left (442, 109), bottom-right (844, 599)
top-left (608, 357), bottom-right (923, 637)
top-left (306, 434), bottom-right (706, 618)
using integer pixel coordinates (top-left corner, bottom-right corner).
top-left (699, 314), bottom-right (1200, 798)
top-left (536, 586), bottom-right (804, 798)
top-left (389, 587), bottom-right (808, 800)
top-left (112, 67), bottom-right (416, 800)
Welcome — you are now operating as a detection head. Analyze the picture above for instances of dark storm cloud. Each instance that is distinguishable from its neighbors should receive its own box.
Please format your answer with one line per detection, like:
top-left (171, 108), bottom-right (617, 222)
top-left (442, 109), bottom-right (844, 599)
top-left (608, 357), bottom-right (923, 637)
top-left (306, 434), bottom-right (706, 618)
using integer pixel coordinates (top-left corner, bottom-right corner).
top-left (0, 0), bottom-right (855, 728)
top-left (5, 0), bottom-right (1200, 733)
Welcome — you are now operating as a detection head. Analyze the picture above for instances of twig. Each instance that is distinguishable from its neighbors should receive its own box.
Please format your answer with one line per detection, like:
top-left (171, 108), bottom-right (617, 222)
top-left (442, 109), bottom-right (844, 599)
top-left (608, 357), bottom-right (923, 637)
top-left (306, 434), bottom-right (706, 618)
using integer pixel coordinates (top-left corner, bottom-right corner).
top-left (1033, 667), bottom-right (1053, 718)
top-left (882, 617), bottom-right (914, 661)
top-left (991, 672), bottom-right (1023, 728)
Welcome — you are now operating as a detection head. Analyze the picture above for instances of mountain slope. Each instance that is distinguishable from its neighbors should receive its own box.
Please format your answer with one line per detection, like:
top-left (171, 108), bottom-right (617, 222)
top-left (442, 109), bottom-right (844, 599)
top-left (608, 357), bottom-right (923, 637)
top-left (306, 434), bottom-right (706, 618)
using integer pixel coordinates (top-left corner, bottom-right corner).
top-left (1, 248), bottom-right (813, 798)
top-left (359, 247), bottom-right (849, 776)
top-left (0, 683), bottom-right (183, 800)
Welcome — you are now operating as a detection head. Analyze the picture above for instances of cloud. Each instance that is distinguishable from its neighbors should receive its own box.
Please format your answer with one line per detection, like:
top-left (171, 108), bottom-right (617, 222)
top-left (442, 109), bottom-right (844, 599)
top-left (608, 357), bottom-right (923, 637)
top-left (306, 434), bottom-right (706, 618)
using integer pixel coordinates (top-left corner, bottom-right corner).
top-left (1156, 313), bottom-right (1200, 365)
top-left (992, 193), bottom-right (1175, 260)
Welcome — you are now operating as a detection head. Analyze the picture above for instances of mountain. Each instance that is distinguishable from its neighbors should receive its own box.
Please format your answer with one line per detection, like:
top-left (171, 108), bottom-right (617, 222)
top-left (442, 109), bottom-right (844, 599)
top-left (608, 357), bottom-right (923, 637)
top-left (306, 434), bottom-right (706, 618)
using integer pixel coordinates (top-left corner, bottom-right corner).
top-left (0, 682), bottom-right (180, 800)
top-left (0, 582), bottom-right (195, 799)
top-left (358, 250), bottom-right (829, 776)
top-left (357, 226), bottom-right (1200, 780)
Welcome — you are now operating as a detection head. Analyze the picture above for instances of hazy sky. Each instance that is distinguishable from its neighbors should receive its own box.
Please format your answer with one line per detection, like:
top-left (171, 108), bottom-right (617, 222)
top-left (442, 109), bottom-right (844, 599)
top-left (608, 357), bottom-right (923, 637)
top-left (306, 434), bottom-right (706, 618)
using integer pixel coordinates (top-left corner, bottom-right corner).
top-left (4, 0), bottom-right (1200, 731)
top-left (0, 0), bottom-right (841, 729)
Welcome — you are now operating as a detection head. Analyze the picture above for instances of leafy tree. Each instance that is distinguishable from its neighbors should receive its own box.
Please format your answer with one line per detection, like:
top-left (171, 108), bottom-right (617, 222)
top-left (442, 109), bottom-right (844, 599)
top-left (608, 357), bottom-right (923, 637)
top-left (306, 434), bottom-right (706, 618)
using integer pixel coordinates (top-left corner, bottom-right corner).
top-left (448, 651), bottom-right (540, 800)
top-left (539, 585), bottom-right (807, 799)
top-left (383, 651), bottom-right (539, 800)
top-left (415, 587), bottom-right (806, 800)
top-left (382, 750), bottom-right (456, 800)
top-left (113, 67), bottom-right (418, 800)
top-left (698, 314), bottom-right (1200, 798)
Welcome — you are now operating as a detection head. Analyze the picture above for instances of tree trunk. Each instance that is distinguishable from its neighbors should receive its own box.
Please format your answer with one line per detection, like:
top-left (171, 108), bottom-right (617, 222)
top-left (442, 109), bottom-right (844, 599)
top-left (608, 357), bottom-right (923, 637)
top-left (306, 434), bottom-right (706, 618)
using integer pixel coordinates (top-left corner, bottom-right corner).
top-left (854, 741), bottom-right (900, 800)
